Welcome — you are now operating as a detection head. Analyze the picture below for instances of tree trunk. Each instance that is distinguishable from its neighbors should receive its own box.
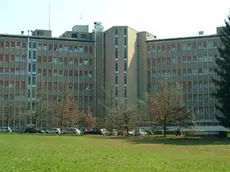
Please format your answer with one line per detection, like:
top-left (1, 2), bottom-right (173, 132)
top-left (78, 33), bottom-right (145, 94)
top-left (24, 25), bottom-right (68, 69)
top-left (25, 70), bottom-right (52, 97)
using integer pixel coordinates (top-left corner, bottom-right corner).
top-left (163, 116), bottom-right (167, 137)
top-left (125, 120), bottom-right (129, 137)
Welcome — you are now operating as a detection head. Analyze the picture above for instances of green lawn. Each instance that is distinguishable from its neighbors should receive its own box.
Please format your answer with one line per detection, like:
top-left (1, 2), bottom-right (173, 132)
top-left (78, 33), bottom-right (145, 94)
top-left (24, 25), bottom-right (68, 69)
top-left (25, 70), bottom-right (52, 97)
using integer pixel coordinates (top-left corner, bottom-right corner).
top-left (0, 134), bottom-right (230, 172)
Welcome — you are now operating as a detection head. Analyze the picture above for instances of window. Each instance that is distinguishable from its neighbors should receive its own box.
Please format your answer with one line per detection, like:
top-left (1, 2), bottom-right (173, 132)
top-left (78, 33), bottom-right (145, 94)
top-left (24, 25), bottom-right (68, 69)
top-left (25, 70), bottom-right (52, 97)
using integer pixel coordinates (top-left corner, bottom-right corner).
top-left (172, 57), bottom-right (176, 64)
top-left (84, 46), bottom-right (88, 53)
top-left (32, 88), bottom-right (36, 98)
top-left (22, 42), bottom-right (26, 49)
top-left (28, 89), bottom-right (31, 98)
top-left (28, 63), bottom-right (31, 72)
top-left (115, 37), bottom-right (118, 46)
top-left (124, 61), bottom-right (127, 71)
top-left (33, 42), bottom-right (36, 49)
top-left (11, 41), bottom-right (15, 48)
top-left (10, 55), bottom-right (15, 61)
top-left (28, 76), bottom-right (31, 85)
top-left (32, 63), bottom-right (36, 72)
top-left (172, 69), bottom-right (176, 76)
top-left (124, 49), bottom-right (127, 59)
top-left (29, 42), bottom-right (32, 49)
top-left (29, 51), bottom-right (32, 59)
top-left (33, 51), bottom-right (36, 59)
top-left (115, 28), bottom-right (118, 35)
top-left (6, 41), bottom-right (9, 48)
top-left (167, 57), bottom-right (171, 64)
top-left (124, 87), bottom-right (127, 98)
top-left (124, 28), bottom-right (127, 35)
top-left (162, 58), bottom-right (166, 64)
top-left (89, 46), bottom-right (93, 53)
top-left (115, 75), bottom-right (118, 85)
top-left (0, 41), bottom-right (4, 48)
top-left (32, 76), bottom-right (36, 85)
top-left (124, 37), bottom-right (127, 46)
top-left (182, 56), bottom-right (186, 63)
top-left (115, 61), bottom-right (118, 71)
top-left (124, 75), bottom-right (127, 85)
top-left (115, 49), bottom-right (118, 59)
top-left (115, 87), bottom-right (118, 96)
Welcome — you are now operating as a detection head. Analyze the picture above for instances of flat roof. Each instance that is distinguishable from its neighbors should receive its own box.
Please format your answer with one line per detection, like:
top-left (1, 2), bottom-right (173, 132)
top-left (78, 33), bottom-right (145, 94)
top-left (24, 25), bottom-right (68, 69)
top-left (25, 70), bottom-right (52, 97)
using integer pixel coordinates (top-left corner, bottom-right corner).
top-left (147, 34), bottom-right (219, 42)
top-left (0, 34), bottom-right (94, 43)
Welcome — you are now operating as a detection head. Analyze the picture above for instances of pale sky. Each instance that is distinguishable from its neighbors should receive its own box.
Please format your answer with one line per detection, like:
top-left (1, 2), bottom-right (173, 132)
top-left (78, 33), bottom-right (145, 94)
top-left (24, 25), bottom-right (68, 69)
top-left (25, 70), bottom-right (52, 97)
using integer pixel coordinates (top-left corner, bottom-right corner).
top-left (0, 0), bottom-right (229, 38)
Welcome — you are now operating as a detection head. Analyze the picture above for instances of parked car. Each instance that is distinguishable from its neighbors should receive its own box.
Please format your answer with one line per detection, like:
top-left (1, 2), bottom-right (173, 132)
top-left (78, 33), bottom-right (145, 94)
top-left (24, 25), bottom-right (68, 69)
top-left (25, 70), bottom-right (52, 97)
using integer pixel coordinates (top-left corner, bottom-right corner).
top-left (45, 128), bottom-right (61, 134)
top-left (128, 130), bottom-right (135, 136)
top-left (112, 129), bottom-right (118, 136)
top-left (134, 129), bottom-right (148, 136)
top-left (101, 128), bottom-right (110, 135)
top-left (24, 128), bottom-right (44, 133)
top-left (84, 128), bottom-right (102, 135)
top-left (0, 127), bottom-right (12, 132)
top-left (62, 128), bottom-right (82, 135)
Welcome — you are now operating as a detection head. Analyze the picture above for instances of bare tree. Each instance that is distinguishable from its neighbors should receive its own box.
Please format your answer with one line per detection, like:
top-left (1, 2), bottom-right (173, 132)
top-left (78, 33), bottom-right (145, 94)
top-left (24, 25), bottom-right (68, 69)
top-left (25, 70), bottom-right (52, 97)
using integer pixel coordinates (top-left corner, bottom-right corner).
top-left (105, 99), bottom-right (142, 135)
top-left (25, 89), bottom-right (51, 128)
top-left (97, 87), bottom-right (117, 128)
top-left (53, 87), bottom-right (80, 132)
top-left (3, 103), bottom-right (14, 127)
top-left (79, 109), bottom-right (95, 129)
top-left (147, 79), bottom-right (192, 137)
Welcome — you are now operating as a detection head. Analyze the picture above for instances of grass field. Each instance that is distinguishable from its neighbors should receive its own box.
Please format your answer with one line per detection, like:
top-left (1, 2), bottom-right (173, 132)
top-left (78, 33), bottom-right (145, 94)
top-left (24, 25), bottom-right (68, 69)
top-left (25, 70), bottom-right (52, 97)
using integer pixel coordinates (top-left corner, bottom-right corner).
top-left (0, 134), bottom-right (230, 172)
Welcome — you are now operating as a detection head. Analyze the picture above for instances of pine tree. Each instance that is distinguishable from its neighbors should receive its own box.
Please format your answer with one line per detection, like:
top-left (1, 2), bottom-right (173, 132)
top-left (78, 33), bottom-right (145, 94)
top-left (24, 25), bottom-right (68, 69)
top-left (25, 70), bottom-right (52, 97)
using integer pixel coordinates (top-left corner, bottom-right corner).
top-left (213, 15), bottom-right (230, 127)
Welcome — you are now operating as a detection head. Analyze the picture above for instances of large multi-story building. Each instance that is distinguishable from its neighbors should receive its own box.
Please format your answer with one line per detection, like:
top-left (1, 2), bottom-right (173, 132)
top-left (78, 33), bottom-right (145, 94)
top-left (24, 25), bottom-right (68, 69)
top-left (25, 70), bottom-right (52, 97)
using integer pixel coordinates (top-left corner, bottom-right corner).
top-left (0, 21), bottom-right (223, 130)
top-left (145, 31), bottom-right (221, 125)
top-left (0, 28), bottom-right (96, 130)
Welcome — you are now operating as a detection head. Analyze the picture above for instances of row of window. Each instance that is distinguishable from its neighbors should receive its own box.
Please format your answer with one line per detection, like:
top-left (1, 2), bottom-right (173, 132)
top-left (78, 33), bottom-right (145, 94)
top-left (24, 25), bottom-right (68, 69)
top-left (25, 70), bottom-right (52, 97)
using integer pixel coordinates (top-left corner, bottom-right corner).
top-left (0, 55), bottom-right (93, 65)
top-left (115, 28), bottom-right (127, 36)
top-left (115, 61), bottom-right (127, 72)
top-left (37, 82), bottom-right (93, 89)
top-left (115, 36), bottom-right (127, 46)
top-left (0, 80), bottom-right (26, 87)
top-left (41, 57), bottom-right (92, 66)
top-left (39, 69), bottom-right (92, 77)
top-left (0, 67), bottom-right (93, 76)
top-left (150, 68), bottom-right (215, 78)
top-left (0, 68), bottom-right (25, 75)
top-left (147, 55), bottom-right (216, 65)
top-left (193, 107), bottom-right (215, 114)
top-left (148, 40), bottom-right (218, 52)
top-left (0, 41), bottom-right (27, 49)
top-left (0, 54), bottom-right (26, 62)
top-left (0, 80), bottom-right (93, 88)
top-left (37, 44), bottom-right (92, 53)
top-left (115, 48), bottom-right (128, 59)
top-left (186, 94), bottom-right (214, 101)
top-left (0, 41), bottom-right (93, 53)
top-left (150, 81), bottom-right (215, 89)
top-left (115, 86), bottom-right (127, 98)
top-left (115, 74), bottom-right (127, 85)
top-left (3, 94), bottom-right (93, 103)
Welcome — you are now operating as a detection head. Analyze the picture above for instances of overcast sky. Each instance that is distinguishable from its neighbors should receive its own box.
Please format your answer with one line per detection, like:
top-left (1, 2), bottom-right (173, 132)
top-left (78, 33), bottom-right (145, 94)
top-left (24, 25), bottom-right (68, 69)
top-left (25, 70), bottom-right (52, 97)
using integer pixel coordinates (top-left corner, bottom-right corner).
top-left (0, 0), bottom-right (229, 38)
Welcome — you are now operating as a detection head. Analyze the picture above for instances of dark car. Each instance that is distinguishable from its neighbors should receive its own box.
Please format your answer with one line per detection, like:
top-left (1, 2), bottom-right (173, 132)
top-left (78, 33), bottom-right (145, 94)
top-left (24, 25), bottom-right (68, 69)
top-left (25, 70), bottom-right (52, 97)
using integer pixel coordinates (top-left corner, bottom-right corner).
top-left (24, 128), bottom-right (44, 133)
top-left (84, 128), bottom-right (102, 135)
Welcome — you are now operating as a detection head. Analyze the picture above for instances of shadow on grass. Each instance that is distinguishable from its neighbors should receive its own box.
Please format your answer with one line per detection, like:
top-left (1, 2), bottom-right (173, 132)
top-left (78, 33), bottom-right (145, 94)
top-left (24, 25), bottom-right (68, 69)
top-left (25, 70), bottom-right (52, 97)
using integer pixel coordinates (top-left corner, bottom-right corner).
top-left (88, 135), bottom-right (230, 146)
top-left (126, 136), bottom-right (230, 146)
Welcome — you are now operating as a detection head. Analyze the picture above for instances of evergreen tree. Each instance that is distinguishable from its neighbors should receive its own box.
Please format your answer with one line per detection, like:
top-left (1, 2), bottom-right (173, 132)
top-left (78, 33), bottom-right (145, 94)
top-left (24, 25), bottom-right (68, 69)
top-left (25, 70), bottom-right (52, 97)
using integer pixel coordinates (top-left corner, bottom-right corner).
top-left (213, 15), bottom-right (230, 127)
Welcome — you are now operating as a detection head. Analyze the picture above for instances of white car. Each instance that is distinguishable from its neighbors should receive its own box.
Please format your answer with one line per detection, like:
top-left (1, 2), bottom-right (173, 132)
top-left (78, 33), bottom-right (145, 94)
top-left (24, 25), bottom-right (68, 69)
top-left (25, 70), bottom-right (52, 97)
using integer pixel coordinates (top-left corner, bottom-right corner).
top-left (128, 130), bottom-right (135, 136)
top-left (101, 128), bottom-right (110, 135)
top-left (135, 129), bottom-right (148, 136)
top-left (45, 128), bottom-right (61, 134)
top-left (0, 127), bottom-right (12, 132)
